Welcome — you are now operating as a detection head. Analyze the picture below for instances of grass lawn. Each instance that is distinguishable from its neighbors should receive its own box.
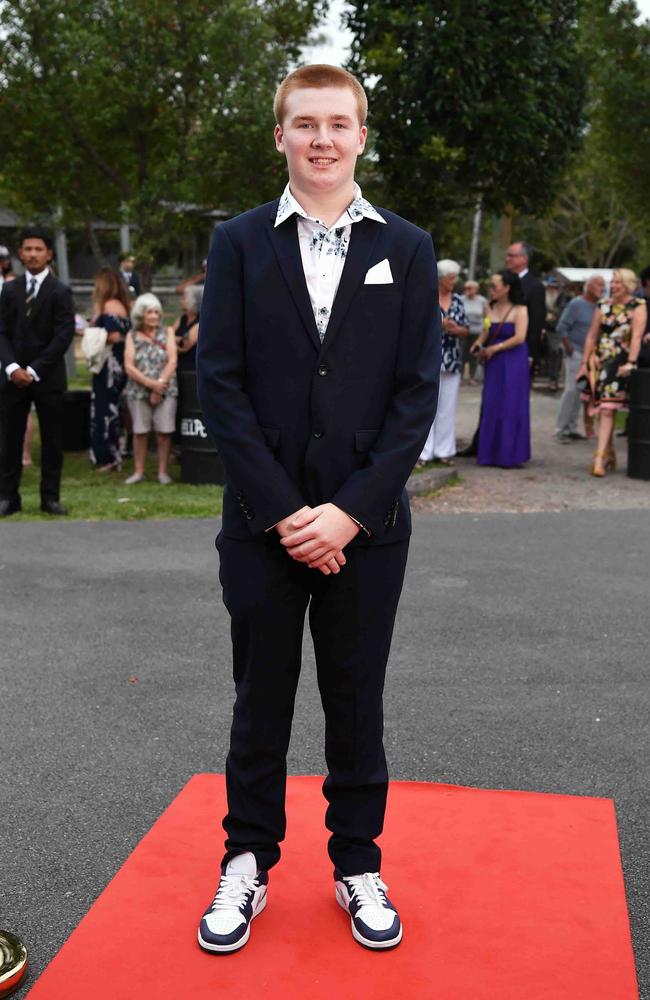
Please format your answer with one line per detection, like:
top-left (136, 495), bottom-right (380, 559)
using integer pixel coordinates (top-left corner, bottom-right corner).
top-left (11, 422), bottom-right (223, 522)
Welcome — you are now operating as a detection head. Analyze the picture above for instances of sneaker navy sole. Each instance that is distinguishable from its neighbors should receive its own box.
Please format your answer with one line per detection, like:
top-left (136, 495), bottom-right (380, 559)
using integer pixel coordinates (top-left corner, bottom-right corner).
top-left (197, 890), bottom-right (267, 954)
top-left (335, 887), bottom-right (403, 950)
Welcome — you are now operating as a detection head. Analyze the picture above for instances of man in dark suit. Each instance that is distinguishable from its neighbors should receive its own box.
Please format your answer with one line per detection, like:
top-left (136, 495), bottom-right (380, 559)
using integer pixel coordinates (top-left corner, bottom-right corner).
top-left (0, 226), bottom-right (75, 516)
top-left (504, 242), bottom-right (546, 375)
top-left (196, 64), bottom-right (440, 954)
top-left (118, 253), bottom-right (142, 298)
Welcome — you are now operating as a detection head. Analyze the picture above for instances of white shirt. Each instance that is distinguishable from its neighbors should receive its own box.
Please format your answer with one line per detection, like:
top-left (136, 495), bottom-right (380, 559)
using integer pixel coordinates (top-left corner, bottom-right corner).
top-left (274, 183), bottom-right (386, 341)
top-left (5, 268), bottom-right (50, 381)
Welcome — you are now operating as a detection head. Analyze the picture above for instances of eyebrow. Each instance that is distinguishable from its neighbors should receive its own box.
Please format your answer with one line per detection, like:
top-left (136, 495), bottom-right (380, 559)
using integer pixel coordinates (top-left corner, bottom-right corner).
top-left (291, 114), bottom-right (355, 124)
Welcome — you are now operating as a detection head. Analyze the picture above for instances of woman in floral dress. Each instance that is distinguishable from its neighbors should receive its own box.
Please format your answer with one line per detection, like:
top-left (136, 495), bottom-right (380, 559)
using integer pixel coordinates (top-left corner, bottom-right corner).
top-left (418, 259), bottom-right (469, 466)
top-left (577, 268), bottom-right (646, 477)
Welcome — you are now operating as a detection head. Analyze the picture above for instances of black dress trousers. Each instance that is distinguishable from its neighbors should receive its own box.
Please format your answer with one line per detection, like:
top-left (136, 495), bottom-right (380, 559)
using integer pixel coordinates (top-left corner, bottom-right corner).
top-left (0, 382), bottom-right (64, 503)
top-left (217, 531), bottom-right (409, 876)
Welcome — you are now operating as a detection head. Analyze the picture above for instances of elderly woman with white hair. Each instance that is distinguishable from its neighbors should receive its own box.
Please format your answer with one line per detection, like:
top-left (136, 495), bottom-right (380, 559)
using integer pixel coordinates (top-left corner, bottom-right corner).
top-left (418, 259), bottom-right (470, 466)
top-left (124, 292), bottom-right (178, 484)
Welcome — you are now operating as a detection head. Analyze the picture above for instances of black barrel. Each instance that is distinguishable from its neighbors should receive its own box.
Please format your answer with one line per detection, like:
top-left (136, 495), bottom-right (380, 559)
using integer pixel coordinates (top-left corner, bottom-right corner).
top-left (178, 370), bottom-right (225, 484)
top-left (627, 369), bottom-right (650, 480)
top-left (62, 389), bottom-right (91, 451)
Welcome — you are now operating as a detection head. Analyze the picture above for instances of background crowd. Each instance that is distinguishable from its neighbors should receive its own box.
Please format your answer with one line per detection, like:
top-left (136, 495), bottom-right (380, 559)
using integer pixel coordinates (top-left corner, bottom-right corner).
top-left (1, 228), bottom-right (650, 518)
top-left (417, 242), bottom-right (650, 477)
top-left (0, 228), bottom-right (204, 516)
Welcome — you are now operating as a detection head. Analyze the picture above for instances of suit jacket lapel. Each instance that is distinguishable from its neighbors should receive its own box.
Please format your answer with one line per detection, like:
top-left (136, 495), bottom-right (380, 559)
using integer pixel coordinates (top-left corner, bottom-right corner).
top-left (267, 211), bottom-right (321, 352)
top-left (321, 219), bottom-right (382, 353)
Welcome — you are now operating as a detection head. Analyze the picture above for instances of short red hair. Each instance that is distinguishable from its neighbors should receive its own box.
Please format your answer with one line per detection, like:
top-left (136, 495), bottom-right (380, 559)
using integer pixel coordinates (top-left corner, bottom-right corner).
top-left (274, 64), bottom-right (368, 127)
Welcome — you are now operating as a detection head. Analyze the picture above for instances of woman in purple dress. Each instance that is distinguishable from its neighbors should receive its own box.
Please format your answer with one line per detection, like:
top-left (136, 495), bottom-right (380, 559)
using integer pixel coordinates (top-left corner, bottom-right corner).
top-left (470, 270), bottom-right (530, 467)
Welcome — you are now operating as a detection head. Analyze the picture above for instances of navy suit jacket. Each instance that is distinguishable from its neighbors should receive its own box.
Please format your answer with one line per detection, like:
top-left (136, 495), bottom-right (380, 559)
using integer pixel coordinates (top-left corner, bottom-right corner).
top-left (197, 198), bottom-right (441, 545)
top-left (0, 273), bottom-right (75, 392)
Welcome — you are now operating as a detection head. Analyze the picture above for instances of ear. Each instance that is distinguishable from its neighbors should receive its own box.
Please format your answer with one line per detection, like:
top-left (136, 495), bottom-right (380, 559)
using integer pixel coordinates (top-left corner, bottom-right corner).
top-left (358, 125), bottom-right (368, 154)
top-left (274, 123), bottom-right (284, 153)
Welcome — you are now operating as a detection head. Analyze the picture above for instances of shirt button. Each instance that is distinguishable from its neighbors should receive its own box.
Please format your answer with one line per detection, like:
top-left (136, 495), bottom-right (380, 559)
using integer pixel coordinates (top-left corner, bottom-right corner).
top-left (312, 430), bottom-right (323, 439)
top-left (317, 365), bottom-right (328, 376)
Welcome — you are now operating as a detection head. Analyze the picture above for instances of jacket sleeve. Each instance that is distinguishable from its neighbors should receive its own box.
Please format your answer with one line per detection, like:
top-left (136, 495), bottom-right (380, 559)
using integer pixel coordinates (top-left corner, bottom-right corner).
top-left (196, 223), bottom-right (306, 534)
top-left (330, 232), bottom-right (441, 535)
top-left (0, 283), bottom-right (17, 369)
top-left (30, 284), bottom-right (75, 378)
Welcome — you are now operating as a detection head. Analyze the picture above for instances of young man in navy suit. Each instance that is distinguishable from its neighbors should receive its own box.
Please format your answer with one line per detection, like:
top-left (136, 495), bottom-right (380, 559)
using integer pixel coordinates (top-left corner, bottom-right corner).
top-left (196, 65), bottom-right (440, 953)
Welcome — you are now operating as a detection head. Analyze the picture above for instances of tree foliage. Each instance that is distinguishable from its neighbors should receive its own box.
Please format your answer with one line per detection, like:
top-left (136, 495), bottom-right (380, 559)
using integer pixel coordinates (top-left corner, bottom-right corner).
top-left (345, 0), bottom-right (587, 237)
top-left (0, 0), bottom-right (327, 270)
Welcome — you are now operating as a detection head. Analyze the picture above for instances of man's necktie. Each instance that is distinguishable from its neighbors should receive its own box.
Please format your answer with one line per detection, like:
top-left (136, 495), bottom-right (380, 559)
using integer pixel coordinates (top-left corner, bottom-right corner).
top-left (25, 277), bottom-right (37, 318)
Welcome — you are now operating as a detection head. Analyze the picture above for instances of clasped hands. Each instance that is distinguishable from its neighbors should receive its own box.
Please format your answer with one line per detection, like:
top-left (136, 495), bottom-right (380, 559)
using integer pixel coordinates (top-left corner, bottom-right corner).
top-left (276, 503), bottom-right (360, 576)
top-left (10, 368), bottom-right (34, 388)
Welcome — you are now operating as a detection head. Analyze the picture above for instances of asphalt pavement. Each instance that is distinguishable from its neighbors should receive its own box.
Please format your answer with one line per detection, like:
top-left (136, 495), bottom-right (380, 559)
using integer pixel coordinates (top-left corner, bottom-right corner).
top-left (1, 513), bottom-right (648, 996)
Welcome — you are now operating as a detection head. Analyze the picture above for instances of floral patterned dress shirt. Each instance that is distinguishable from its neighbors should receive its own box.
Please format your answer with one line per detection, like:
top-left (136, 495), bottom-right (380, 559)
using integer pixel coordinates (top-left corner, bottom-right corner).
top-left (275, 182), bottom-right (386, 341)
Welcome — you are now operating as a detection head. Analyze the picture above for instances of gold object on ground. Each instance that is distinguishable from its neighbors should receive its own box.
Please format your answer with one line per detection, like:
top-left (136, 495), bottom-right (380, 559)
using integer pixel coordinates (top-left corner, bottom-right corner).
top-left (0, 931), bottom-right (28, 998)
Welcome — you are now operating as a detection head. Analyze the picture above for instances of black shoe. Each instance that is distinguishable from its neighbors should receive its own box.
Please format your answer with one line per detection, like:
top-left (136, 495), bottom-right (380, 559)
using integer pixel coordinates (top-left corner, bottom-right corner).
top-left (457, 444), bottom-right (478, 458)
top-left (335, 871), bottom-right (403, 949)
top-left (0, 497), bottom-right (21, 517)
top-left (198, 854), bottom-right (268, 954)
top-left (41, 500), bottom-right (68, 515)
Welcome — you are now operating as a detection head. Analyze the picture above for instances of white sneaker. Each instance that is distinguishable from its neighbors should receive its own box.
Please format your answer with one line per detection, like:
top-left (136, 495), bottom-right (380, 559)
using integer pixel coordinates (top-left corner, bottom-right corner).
top-left (158, 472), bottom-right (172, 484)
top-left (335, 870), bottom-right (403, 949)
top-left (124, 473), bottom-right (146, 485)
top-left (198, 853), bottom-right (268, 954)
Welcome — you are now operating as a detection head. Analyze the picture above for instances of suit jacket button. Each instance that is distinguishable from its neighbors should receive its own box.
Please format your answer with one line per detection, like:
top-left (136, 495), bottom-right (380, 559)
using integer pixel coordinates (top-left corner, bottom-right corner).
top-left (312, 430), bottom-right (323, 439)
top-left (245, 512), bottom-right (254, 520)
top-left (317, 365), bottom-right (328, 376)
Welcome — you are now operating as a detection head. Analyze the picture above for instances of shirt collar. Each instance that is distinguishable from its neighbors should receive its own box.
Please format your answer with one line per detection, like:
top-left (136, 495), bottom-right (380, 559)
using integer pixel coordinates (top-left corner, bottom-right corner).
top-left (25, 268), bottom-right (49, 292)
top-left (518, 268), bottom-right (529, 279)
top-left (274, 182), bottom-right (386, 229)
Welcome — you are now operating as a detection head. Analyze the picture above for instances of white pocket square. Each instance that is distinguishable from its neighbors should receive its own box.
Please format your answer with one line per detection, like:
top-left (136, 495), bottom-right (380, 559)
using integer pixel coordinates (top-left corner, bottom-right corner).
top-left (364, 259), bottom-right (394, 285)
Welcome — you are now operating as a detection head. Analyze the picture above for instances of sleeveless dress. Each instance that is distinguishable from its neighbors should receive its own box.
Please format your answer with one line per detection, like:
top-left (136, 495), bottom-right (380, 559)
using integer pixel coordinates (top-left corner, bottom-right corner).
top-left (90, 312), bottom-right (130, 467)
top-left (580, 297), bottom-right (645, 413)
top-left (477, 321), bottom-right (530, 468)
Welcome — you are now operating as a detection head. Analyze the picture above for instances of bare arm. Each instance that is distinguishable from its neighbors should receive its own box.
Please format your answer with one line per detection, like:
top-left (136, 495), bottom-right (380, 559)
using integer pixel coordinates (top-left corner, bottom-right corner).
top-left (176, 321), bottom-right (199, 354)
top-left (620, 301), bottom-right (647, 371)
top-left (159, 327), bottom-right (178, 383)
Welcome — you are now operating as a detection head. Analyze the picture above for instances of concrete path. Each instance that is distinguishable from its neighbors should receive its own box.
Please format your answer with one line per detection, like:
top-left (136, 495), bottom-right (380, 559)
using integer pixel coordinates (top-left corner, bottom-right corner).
top-left (415, 383), bottom-right (650, 513)
top-left (1, 511), bottom-right (648, 994)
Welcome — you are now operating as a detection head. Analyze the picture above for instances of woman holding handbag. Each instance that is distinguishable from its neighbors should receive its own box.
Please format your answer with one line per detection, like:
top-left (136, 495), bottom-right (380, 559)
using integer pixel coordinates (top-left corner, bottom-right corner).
top-left (470, 270), bottom-right (530, 467)
top-left (577, 268), bottom-right (646, 477)
top-left (89, 267), bottom-right (131, 471)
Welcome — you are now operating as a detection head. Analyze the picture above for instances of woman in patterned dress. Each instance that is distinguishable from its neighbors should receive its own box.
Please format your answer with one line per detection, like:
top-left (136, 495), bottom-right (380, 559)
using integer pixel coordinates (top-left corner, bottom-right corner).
top-left (90, 267), bottom-right (131, 471)
top-left (124, 294), bottom-right (178, 484)
top-left (418, 259), bottom-right (469, 466)
top-left (577, 269), bottom-right (646, 477)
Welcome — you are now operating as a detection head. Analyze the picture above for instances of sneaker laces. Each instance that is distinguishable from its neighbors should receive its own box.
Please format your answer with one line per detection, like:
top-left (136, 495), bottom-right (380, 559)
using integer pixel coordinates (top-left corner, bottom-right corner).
top-left (345, 872), bottom-right (389, 909)
top-left (209, 873), bottom-right (258, 914)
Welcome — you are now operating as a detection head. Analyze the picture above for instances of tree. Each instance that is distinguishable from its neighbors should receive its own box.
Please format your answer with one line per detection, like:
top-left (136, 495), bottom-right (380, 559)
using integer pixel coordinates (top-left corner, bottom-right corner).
top-left (345, 0), bottom-right (587, 240)
top-left (0, 0), bottom-right (327, 282)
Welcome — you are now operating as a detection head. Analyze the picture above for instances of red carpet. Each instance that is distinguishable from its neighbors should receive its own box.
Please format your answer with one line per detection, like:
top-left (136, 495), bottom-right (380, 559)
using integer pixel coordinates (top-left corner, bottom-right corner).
top-left (27, 775), bottom-right (637, 999)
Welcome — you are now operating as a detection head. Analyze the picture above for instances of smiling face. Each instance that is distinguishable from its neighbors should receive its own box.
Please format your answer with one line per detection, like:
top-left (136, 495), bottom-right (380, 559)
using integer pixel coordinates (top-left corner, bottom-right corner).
top-left (274, 85), bottom-right (367, 203)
